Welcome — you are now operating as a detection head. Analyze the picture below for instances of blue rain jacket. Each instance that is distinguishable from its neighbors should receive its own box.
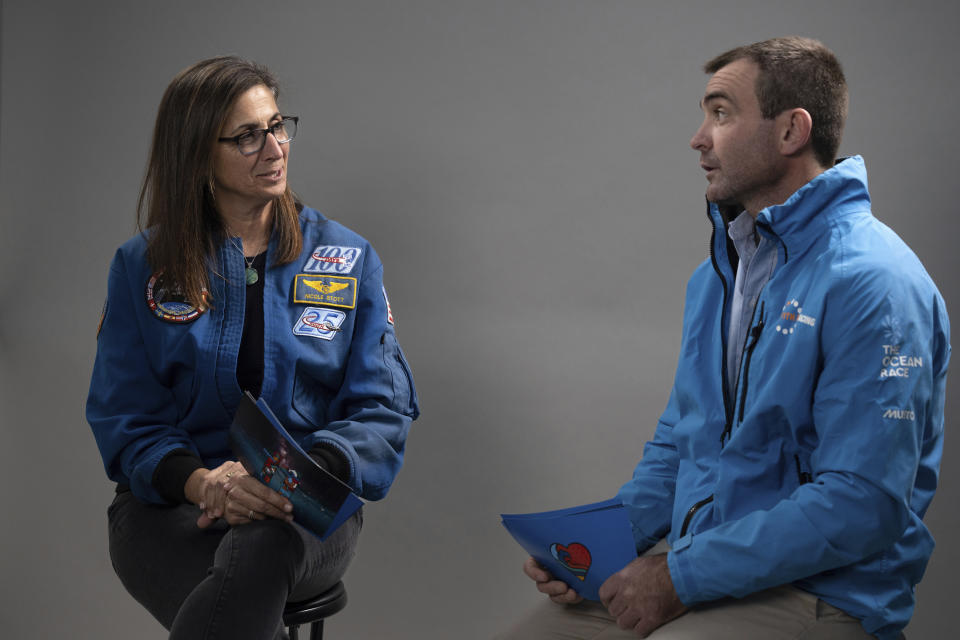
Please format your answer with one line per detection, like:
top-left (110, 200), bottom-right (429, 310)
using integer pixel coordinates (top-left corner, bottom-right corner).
top-left (617, 157), bottom-right (949, 639)
top-left (88, 206), bottom-right (419, 504)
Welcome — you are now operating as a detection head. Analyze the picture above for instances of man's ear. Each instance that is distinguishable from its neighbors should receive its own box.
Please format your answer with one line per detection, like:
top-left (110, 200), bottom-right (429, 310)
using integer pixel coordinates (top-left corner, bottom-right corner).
top-left (778, 108), bottom-right (813, 156)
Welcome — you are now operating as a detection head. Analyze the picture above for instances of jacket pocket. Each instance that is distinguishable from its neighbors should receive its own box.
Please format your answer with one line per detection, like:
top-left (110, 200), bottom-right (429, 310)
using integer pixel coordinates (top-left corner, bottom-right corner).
top-left (171, 370), bottom-right (198, 422)
top-left (292, 361), bottom-right (336, 428)
top-left (679, 494), bottom-right (714, 537)
top-left (381, 331), bottom-right (419, 418)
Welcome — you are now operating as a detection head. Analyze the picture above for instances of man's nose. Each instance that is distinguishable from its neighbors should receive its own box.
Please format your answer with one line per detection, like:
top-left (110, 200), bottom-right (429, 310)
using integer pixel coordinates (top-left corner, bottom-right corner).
top-left (690, 121), bottom-right (710, 151)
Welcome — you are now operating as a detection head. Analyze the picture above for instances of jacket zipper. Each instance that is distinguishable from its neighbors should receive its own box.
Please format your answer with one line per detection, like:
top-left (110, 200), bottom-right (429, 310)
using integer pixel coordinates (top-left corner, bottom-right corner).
top-left (707, 209), bottom-right (734, 440)
top-left (794, 454), bottom-right (813, 485)
top-left (679, 495), bottom-right (714, 537)
top-left (736, 300), bottom-right (766, 424)
top-left (726, 220), bottom-right (781, 437)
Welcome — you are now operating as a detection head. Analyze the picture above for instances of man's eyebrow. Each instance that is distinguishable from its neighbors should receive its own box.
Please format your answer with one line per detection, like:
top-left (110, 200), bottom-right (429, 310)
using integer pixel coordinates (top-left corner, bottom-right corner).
top-left (700, 91), bottom-right (732, 109)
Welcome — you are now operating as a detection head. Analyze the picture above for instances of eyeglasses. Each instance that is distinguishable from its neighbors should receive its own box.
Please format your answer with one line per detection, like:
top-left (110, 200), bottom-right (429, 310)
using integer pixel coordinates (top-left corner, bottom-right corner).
top-left (218, 116), bottom-right (299, 156)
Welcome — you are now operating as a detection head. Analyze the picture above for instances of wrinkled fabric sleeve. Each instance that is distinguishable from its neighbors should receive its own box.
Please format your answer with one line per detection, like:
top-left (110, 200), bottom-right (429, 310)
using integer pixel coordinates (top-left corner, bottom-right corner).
top-left (86, 250), bottom-right (201, 504)
top-left (668, 270), bottom-right (950, 605)
top-left (300, 257), bottom-right (419, 501)
top-left (616, 391), bottom-right (681, 553)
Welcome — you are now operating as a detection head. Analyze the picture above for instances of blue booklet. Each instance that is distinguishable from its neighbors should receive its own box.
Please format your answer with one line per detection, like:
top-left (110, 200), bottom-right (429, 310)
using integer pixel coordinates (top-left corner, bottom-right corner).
top-left (501, 498), bottom-right (638, 601)
top-left (229, 392), bottom-right (363, 540)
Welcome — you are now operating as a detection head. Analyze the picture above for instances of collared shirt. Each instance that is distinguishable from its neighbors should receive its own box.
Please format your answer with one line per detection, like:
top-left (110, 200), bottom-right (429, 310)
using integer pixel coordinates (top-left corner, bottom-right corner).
top-left (725, 211), bottom-right (777, 394)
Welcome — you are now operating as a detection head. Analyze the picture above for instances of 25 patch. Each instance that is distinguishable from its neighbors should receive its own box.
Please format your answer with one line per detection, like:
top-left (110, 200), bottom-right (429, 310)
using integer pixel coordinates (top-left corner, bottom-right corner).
top-left (302, 245), bottom-right (362, 274)
top-left (293, 307), bottom-right (346, 340)
top-left (293, 274), bottom-right (357, 308)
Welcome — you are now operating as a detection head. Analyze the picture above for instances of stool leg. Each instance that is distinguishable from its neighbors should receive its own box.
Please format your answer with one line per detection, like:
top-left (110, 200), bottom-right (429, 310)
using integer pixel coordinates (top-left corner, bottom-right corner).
top-left (309, 619), bottom-right (324, 640)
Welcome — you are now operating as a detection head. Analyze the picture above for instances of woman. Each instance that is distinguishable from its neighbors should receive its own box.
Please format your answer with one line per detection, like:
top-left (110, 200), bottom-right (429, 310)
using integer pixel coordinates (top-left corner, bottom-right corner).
top-left (87, 56), bottom-right (419, 638)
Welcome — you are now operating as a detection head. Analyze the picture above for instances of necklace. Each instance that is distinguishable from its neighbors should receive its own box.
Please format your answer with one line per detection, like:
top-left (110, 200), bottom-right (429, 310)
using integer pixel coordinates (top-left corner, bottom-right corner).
top-left (228, 236), bottom-right (262, 286)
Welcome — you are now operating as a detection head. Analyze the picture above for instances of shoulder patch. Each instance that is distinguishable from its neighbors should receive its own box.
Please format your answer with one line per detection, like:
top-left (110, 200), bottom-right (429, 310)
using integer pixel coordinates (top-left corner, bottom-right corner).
top-left (302, 245), bottom-right (363, 274)
top-left (145, 272), bottom-right (207, 323)
top-left (293, 274), bottom-right (357, 309)
top-left (293, 307), bottom-right (346, 340)
top-left (382, 286), bottom-right (394, 325)
top-left (96, 298), bottom-right (108, 338)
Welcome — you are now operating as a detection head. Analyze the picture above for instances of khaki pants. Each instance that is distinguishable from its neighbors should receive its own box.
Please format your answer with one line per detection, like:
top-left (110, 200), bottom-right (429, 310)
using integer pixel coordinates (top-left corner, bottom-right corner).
top-left (497, 539), bottom-right (874, 640)
top-left (495, 584), bottom-right (873, 639)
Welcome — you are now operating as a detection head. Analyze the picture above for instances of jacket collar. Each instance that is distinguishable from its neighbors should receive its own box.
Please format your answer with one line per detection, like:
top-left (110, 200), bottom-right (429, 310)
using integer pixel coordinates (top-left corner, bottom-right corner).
top-left (709, 155), bottom-right (872, 259)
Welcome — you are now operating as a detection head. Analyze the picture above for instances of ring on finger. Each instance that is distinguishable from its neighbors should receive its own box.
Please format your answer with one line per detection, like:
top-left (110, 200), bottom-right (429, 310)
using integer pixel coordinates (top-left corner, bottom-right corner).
top-left (225, 471), bottom-right (234, 478)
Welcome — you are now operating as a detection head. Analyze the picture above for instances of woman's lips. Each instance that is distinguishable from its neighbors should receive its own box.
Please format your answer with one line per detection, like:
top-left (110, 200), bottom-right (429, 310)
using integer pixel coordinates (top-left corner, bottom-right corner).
top-left (257, 167), bottom-right (284, 181)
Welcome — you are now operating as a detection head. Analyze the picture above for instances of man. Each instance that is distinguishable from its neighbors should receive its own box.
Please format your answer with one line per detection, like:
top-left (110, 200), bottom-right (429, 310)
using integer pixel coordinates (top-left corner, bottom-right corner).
top-left (498, 37), bottom-right (949, 640)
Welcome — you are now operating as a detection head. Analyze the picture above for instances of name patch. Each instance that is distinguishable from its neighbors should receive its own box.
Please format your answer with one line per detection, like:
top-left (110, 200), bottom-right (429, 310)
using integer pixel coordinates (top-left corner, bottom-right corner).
top-left (293, 274), bottom-right (357, 309)
top-left (303, 245), bottom-right (362, 274)
top-left (293, 307), bottom-right (347, 340)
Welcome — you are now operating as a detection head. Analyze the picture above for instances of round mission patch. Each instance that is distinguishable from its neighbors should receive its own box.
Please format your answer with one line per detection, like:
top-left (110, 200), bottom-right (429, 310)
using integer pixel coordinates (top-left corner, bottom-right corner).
top-left (145, 272), bottom-right (207, 323)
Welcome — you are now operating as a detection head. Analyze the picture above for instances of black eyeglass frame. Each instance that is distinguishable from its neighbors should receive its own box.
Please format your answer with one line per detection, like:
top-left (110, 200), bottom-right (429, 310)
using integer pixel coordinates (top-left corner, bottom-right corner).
top-left (217, 116), bottom-right (299, 156)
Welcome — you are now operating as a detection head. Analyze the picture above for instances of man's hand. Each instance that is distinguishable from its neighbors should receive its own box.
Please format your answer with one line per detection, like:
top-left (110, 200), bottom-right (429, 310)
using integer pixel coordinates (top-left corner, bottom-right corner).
top-left (522, 556), bottom-right (584, 604)
top-left (598, 554), bottom-right (688, 637)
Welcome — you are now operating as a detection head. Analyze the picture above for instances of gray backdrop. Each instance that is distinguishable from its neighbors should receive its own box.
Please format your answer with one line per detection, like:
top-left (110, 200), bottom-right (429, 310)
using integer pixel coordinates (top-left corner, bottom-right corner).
top-left (1, 1), bottom-right (956, 638)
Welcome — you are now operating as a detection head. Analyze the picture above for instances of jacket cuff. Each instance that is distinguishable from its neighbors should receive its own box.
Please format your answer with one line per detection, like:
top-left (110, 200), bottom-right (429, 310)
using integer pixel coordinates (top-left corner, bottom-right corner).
top-left (308, 444), bottom-right (351, 484)
top-left (667, 536), bottom-right (702, 606)
top-left (152, 449), bottom-right (204, 504)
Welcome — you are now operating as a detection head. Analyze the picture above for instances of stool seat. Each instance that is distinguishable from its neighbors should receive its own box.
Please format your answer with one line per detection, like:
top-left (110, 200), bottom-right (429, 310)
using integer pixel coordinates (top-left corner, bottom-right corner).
top-left (283, 581), bottom-right (348, 640)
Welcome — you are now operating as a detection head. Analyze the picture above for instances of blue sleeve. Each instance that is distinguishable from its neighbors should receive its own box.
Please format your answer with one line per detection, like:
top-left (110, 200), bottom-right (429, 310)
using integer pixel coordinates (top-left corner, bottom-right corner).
top-left (300, 260), bottom-right (419, 500)
top-left (86, 250), bottom-right (200, 504)
top-left (668, 272), bottom-right (950, 604)
top-left (616, 391), bottom-right (681, 552)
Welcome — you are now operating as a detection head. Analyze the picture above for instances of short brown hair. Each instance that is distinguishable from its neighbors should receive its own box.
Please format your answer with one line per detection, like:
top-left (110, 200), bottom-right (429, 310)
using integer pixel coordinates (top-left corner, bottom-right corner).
top-left (137, 56), bottom-right (302, 307)
top-left (705, 37), bottom-right (848, 167)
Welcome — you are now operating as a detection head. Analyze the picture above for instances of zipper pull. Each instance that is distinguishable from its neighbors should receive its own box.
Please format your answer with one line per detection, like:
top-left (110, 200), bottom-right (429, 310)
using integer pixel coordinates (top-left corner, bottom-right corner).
top-left (794, 454), bottom-right (813, 485)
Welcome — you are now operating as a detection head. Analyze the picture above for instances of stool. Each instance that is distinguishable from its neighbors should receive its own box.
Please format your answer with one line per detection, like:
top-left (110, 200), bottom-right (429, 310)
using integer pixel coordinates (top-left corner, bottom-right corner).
top-left (283, 581), bottom-right (348, 640)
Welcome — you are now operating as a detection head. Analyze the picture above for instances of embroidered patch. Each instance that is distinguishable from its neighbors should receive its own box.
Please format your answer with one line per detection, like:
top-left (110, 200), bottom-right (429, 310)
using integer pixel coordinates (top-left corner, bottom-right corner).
top-left (293, 275), bottom-right (357, 309)
top-left (96, 298), bottom-right (107, 338)
top-left (145, 272), bottom-right (207, 323)
top-left (302, 245), bottom-right (362, 274)
top-left (774, 299), bottom-right (816, 335)
top-left (293, 307), bottom-right (346, 340)
top-left (382, 286), bottom-right (394, 325)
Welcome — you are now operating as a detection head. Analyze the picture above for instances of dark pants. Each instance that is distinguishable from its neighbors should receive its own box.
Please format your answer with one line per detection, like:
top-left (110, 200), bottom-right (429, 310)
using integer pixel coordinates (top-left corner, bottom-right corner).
top-left (107, 490), bottom-right (360, 639)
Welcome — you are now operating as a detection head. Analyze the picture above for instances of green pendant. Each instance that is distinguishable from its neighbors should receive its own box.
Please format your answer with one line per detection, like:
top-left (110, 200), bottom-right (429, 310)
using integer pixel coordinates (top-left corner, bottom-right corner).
top-left (245, 267), bottom-right (259, 285)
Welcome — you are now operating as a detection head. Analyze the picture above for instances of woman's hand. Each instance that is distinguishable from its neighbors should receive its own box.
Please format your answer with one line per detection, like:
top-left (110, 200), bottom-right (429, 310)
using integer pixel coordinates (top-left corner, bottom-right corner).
top-left (184, 461), bottom-right (293, 528)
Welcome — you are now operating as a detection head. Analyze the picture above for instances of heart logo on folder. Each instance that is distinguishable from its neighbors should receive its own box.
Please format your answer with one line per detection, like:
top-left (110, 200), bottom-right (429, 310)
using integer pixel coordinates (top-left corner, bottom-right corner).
top-left (550, 542), bottom-right (592, 581)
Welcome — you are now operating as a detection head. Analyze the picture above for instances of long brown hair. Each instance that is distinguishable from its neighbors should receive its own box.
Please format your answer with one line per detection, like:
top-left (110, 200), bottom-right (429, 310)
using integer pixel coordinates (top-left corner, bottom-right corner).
top-left (137, 56), bottom-right (302, 307)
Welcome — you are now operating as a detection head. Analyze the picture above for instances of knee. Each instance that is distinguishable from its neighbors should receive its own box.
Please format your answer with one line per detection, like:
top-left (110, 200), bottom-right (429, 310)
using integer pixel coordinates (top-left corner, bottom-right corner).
top-left (217, 520), bottom-right (305, 581)
top-left (231, 520), bottom-right (304, 558)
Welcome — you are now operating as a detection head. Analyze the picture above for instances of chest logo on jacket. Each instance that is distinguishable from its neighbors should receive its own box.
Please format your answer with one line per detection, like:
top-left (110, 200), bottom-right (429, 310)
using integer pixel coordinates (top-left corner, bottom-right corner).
top-left (293, 307), bottom-right (346, 340)
top-left (775, 299), bottom-right (817, 336)
top-left (303, 245), bottom-right (362, 274)
top-left (293, 274), bottom-right (357, 309)
top-left (145, 272), bottom-right (207, 323)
